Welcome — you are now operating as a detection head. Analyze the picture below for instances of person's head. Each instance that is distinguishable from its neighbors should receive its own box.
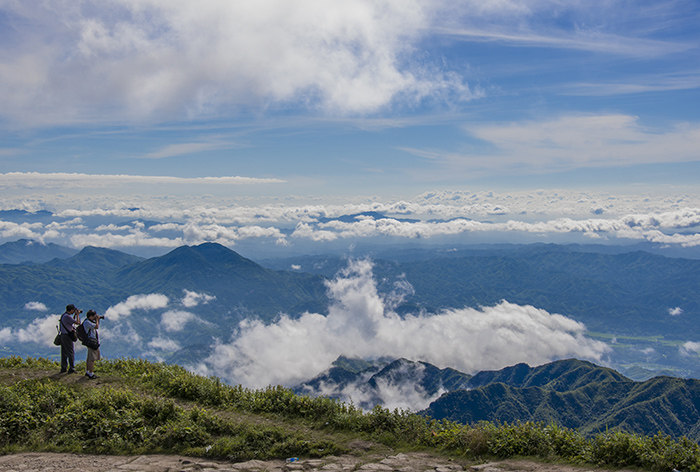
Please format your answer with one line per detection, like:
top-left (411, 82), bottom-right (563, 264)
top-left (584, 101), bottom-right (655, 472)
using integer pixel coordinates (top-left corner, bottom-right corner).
top-left (66, 304), bottom-right (76, 313)
top-left (86, 310), bottom-right (97, 320)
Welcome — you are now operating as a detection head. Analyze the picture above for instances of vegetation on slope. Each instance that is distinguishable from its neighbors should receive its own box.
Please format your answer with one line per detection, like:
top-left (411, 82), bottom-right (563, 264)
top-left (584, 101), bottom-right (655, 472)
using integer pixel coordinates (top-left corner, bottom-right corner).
top-left (2, 356), bottom-right (700, 472)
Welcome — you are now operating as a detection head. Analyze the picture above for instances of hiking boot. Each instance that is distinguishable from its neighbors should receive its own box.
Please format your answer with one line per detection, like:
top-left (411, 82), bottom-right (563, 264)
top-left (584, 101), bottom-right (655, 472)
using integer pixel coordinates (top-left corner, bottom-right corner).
top-left (86, 372), bottom-right (97, 379)
top-left (67, 369), bottom-right (76, 374)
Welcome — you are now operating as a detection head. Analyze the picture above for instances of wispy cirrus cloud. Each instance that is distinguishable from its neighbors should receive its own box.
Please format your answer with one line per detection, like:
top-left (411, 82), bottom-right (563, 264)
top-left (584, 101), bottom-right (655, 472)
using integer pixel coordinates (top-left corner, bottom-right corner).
top-left (141, 140), bottom-right (241, 159)
top-left (563, 72), bottom-right (700, 96)
top-left (438, 26), bottom-right (691, 58)
top-left (0, 172), bottom-right (284, 189)
top-left (402, 114), bottom-right (700, 177)
top-left (435, 0), bottom-right (695, 57)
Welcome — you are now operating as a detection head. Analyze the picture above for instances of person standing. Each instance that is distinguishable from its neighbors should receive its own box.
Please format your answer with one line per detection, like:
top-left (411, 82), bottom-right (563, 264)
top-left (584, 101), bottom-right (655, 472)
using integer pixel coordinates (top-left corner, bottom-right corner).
top-left (82, 310), bottom-right (101, 379)
top-left (59, 304), bottom-right (81, 374)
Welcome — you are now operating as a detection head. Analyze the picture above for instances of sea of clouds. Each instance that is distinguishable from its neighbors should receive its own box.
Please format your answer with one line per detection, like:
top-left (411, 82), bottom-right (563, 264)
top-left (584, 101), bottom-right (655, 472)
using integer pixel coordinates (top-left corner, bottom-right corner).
top-left (2, 189), bottom-right (700, 257)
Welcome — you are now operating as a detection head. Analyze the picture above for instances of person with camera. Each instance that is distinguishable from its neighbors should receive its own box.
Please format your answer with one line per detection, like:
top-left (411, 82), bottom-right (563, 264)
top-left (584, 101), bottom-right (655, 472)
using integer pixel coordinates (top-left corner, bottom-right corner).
top-left (59, 304), bottom-right (81, 374)
top-left (82, 309), bottom-right (102, 379)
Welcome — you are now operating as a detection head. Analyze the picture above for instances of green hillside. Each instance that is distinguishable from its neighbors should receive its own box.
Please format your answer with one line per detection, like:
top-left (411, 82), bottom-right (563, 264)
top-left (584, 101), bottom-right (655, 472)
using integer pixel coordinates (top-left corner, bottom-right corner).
top-left (2, 356), bottom-right (700, 472)
top-left (424, 369), bottom-right (700, 440)
top-left (465, 359), bottom-right (630, 391)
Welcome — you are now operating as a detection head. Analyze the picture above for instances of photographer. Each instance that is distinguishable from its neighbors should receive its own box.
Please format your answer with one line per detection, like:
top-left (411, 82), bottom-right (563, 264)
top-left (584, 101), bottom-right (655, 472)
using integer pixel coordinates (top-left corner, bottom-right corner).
top-left (82, 310), bottom-right (102, 379)
top-left (59, 304), bottom-right (81, 374)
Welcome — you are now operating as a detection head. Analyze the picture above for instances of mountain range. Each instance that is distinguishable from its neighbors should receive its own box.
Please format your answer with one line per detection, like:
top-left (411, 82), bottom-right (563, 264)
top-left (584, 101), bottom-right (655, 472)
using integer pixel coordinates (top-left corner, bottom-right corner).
top-left (2, 239), bottom-right (700, 379)
top-left (295, 356), bottom-right (700, 441)
top-left (0, 238), bottom-right (78, 264)
top-left (421, 358), bottom-right (700, 441)
top-left (0, 241), bottom-right (327, 359)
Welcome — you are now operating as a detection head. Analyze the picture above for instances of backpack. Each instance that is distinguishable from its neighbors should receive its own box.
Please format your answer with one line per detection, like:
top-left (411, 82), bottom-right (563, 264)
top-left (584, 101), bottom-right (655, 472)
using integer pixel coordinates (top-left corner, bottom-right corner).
top-left (77, 321), bottom-right (100, 350)
top-left (76, 323), bottom-right (88, 343)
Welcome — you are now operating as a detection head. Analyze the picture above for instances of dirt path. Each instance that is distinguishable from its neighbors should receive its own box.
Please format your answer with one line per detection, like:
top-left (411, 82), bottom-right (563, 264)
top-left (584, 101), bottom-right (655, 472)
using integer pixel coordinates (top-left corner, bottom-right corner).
top-left (0, 452), bottom-right (628, 472)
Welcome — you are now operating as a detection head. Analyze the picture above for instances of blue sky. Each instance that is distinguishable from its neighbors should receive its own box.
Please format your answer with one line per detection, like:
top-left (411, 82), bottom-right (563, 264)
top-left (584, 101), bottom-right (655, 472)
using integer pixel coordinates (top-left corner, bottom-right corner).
top-left (0, 0), bottom-right (699, 254)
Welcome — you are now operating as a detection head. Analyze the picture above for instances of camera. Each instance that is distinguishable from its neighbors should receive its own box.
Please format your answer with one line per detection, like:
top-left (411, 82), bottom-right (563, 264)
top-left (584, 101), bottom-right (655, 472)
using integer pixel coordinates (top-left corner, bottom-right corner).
top-left (99, 315), bottom-right (105, 320)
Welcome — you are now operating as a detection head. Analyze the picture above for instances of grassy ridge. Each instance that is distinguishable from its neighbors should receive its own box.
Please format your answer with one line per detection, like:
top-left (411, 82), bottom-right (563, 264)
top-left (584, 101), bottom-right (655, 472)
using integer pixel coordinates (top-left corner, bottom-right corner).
top-left (1, 356), bottom-right (700, 472)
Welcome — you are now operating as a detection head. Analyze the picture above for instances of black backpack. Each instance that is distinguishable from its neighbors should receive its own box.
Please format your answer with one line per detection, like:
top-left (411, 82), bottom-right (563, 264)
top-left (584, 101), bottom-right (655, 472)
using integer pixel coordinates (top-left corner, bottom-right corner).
top-left (77, 321), bottom-right (100, 349)
top-left (76, 323), bottom-right (88, 343)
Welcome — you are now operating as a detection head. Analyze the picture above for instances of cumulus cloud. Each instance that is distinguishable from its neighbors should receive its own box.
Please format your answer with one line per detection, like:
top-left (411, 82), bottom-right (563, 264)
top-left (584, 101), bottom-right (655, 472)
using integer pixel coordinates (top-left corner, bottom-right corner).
top-left (181, 290), bottom-right (216, 308)
top-left (148, 336), bottom-right (181, 352)
top-left (681, 341), bottom-right (700, 356)
top-left (25, 302), bottom-right (48, 312)
top-left (160, 310), bottom-right (197, 332)
top-left (13, 314), bottom-right (61, 346)
top-left (0, 1), bottom-right (476, 127)
top-left (202, 259), bottom-right (609, 388)
top-left (669, 307), bottom-right (684, 316)
top-left (0, 220), bottom-right (45, 242)
top-left (104, 294), bottom-right (169, 321)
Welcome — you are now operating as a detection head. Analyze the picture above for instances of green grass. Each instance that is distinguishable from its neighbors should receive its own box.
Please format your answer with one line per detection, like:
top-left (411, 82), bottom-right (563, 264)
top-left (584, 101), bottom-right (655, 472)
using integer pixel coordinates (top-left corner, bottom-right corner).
top-left (2, 356), bottom-right (700, 471)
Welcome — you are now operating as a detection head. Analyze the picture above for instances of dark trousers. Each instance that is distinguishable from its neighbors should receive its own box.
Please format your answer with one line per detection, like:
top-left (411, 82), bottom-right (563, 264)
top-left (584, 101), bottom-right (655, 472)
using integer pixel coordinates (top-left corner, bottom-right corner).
top-left (60, 334), bottom-right (75, 371)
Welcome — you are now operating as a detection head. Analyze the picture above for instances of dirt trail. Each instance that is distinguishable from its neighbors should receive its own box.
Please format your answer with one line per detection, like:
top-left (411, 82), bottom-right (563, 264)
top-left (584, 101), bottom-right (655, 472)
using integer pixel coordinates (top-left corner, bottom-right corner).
top-left (0, 452), bottom-right (630, 472)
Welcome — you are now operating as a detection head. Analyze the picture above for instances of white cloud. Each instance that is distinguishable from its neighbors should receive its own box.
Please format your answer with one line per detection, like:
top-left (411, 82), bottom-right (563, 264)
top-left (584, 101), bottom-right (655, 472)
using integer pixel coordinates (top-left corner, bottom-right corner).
top-left (0, 172), bottom-right (284, 189)
top-left (181, 290), bottom-right (215, 308)
top-left (142, 141), bottom-right (238, 159)
top-left (303, 360), bottom-right (450, 411)
top-left (99, 319), bottom-right (143, 347)
top-left (148, 336), bottom-right (181, 351)
top-left (440, 26), bottom-right (688, 58)
top-left (437, 1), bottom-right (692, 58)
top-left (0, 221), bottom-right (45, 241)
top-left (13, 314), bottom-right (60, 346)
top-left (669, 307), bottom-right (684, 316)
top-left (70, 230), bottom-right (184, 250)
top-left (204, 259), bottom-right (609, 388)
top-left (104, 294), bottom-right (169, 321)
top-left (3, 189), bottom-right (700, 250)
top-left (0, 1), bottom-right (477, 127)
top-left (160, 310), bottom-right (196, 332)
top-left (431, 115), bottom-right (700, 175)
top-left (25, 302), bottom-right (48, 312)
top-left (681, 341), bottom-right (700, 356)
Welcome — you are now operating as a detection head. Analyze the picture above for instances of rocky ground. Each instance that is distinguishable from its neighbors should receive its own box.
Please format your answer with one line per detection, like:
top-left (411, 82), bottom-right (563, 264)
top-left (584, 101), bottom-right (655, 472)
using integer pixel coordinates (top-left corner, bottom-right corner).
top-left (0, 450), bottom-right (631, 472)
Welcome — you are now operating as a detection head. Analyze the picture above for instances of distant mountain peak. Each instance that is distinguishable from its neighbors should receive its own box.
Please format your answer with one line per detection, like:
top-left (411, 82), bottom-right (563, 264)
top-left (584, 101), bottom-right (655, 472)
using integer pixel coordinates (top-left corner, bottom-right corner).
top-left (0, 238), bottom-right (78, 264)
